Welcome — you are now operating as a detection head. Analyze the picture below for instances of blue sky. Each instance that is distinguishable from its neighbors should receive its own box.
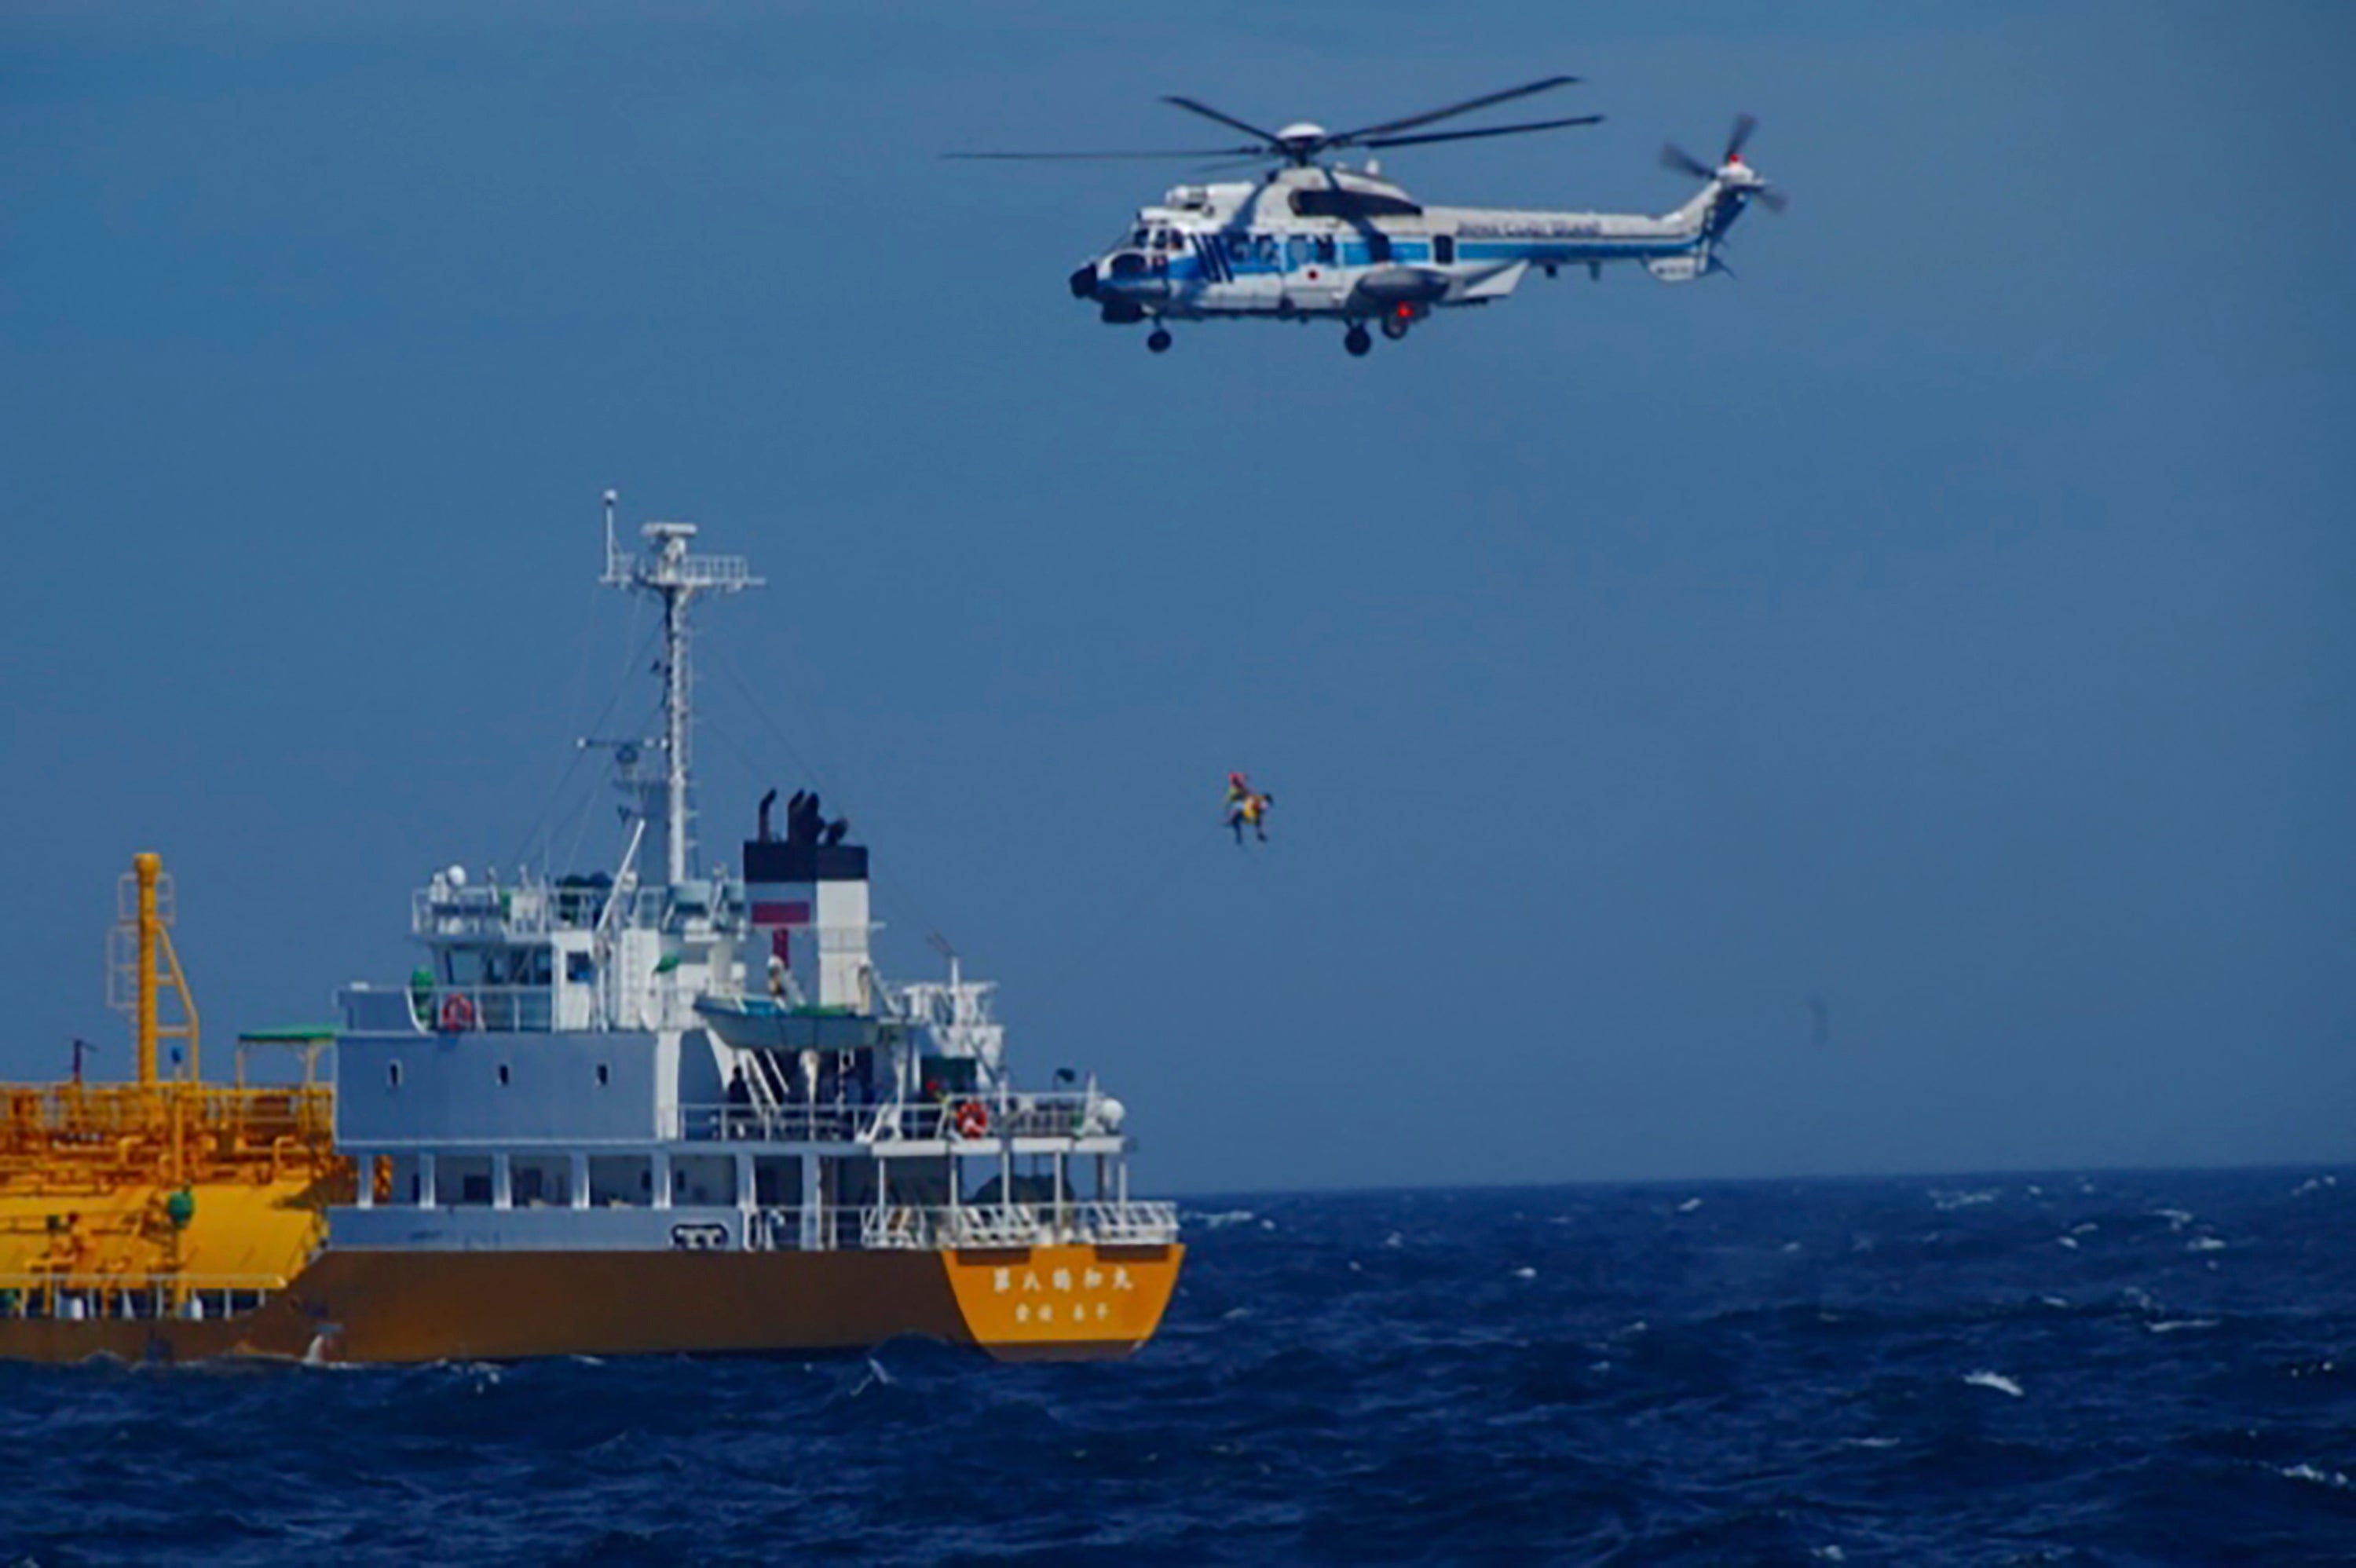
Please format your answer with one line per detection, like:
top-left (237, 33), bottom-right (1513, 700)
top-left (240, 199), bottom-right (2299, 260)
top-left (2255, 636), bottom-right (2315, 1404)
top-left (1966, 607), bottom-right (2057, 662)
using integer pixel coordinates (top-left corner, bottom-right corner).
top-left (2, 2), bottom-right (2349, 1192)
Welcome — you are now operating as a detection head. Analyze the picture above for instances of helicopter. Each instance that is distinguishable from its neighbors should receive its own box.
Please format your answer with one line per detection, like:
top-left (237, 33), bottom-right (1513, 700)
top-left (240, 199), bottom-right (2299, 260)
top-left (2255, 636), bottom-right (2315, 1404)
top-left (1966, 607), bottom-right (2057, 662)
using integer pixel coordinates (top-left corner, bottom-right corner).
top-left (951, 78), bottom-right (1785, 356)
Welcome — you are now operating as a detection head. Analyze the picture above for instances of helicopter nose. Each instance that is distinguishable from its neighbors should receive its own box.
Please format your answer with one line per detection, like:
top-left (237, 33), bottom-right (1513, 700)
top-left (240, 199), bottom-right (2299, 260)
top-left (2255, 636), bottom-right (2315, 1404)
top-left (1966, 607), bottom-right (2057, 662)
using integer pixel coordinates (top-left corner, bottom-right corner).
top-left (1068, 263), bottom-right (1100, 300)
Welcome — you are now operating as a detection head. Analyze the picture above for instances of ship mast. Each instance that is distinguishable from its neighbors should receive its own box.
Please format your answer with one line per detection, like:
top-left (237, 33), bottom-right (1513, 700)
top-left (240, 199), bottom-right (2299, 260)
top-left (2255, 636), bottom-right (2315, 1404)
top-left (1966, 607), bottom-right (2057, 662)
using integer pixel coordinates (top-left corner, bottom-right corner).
top-left (600, 491), bottom-right (763, 886)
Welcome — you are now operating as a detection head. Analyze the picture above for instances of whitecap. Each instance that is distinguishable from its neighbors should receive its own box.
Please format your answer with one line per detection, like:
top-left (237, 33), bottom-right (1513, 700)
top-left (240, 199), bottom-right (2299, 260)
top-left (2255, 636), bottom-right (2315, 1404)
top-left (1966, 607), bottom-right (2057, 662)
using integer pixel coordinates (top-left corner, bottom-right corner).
top-left (1381, 1231), bottom-right (1405, 1249)
top-left (2057, 1235), bottom-right (2080, 1250)
top-left (1781, 1241), bottom-right (1804, 1254)
top-left (1220, 1306), bottom-right (1253, 1321)
top-left (1259, 1219), bottom-right (1277, 1232)
top-left (1963, 1369), bottom-right (2024, 1398)
top-left (1931, 1188), bottom-right (1999, 1212)
top-left (1346, 1260), bottom-right (1362, 1273)
top-left (2146, 1319), bottom-right (2220, 1335)
top-left (1675, 1197), bottom-right (1704, 1214)
top-left (1812, 1548), bottom-right (1849, 1563)
top-left (1192, 1209), bottom-right (1257, 1229)
top-left (1840, 1436), bottom-right (1901, 1449)
top-left (2187, 1237), bottom-right (2227, 1253)
top-left (2282, 1463), bottom-right (2352, 1489)
top-left (2152, 1208), bottom-right (2194, 1231)
top-left (2039, 1296), bottom-right (2070, 1309)
top-left (2069, 1222), bottom-right (2099, 1236)
top-left (1510, 1266), bottom-right (1537, 1281)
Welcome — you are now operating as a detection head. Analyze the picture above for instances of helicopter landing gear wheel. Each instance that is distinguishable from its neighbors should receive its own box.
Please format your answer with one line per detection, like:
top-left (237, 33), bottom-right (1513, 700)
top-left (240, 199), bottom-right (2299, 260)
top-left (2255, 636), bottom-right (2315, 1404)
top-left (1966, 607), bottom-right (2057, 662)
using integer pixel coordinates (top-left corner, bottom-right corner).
top-left (1146, 327), bottom-right (1173, 354)
top-left (1344, 325), bottom-right (1372, 357)
top-left (1381, 314), bottom-right (1411, 342)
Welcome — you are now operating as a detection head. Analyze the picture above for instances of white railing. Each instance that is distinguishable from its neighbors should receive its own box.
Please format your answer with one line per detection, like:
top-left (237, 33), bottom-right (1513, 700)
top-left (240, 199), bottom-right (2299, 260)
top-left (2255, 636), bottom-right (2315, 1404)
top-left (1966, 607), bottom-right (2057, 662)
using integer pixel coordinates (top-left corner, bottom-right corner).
top-left (0, 1272), bottom-right (286, 1322)
top-left (857, 1201), bottom-right (1180, 1251)
top-left (671, 1104), bottom-right (887, 1143)
top-left (412, 883), bottom-right (669, 939)
top-left (667, 1091), bottom-right (1120, 1146)
top-left (339, 983), bottom-right (556, 1034)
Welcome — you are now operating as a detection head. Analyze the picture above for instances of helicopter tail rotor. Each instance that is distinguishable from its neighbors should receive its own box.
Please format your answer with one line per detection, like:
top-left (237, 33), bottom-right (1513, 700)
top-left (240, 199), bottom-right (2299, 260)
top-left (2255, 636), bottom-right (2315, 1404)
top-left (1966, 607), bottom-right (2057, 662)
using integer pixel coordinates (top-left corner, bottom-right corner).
top-left (1662, 115), bottom-right (1787, 213)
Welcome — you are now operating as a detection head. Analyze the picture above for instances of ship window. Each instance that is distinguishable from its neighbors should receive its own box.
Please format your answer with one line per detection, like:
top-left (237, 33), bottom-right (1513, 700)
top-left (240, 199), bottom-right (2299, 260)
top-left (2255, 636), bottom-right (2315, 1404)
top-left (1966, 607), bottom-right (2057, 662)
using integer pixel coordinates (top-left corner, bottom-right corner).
top-left (567, 952), bottom-right (594, 984)
top-left (595, 1063), bottom-right (610, 1087)
top-left (588, 1154), bottom-right (649, 1208)
top-left (387, 1061), bottom-right (402, 1087)
top-left (511, 1155), bottom-right (572, 1208)
top-left (441, 1154), bottom-right (494, 1208)
top-left (673, 1154), bottom-right (737, 1207)
top-left (753, 1157), bottom-right (799, 1207)
top-left (496, 1063), bottom-right (511, 1087)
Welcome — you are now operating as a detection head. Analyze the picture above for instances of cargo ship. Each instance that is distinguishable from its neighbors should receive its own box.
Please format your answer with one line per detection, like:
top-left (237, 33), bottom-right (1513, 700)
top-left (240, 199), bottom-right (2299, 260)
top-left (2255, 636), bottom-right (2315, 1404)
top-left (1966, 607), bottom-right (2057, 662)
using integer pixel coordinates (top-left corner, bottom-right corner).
top-left (0, 497), bottom-right (1182, 1364)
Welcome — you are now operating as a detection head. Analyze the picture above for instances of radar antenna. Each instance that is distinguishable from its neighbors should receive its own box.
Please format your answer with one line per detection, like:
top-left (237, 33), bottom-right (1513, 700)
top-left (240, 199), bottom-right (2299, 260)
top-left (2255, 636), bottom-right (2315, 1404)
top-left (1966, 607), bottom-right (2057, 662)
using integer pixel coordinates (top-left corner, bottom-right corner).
top-left (599, 490), bottom-right (764, 886)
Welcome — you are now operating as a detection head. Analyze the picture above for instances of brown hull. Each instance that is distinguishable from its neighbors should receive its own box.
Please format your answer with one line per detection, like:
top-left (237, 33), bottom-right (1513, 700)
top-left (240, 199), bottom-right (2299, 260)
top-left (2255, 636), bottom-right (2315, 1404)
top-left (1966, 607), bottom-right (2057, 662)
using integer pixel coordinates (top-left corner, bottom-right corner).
top-left (0, 1242), bottom-right (1182, 1366)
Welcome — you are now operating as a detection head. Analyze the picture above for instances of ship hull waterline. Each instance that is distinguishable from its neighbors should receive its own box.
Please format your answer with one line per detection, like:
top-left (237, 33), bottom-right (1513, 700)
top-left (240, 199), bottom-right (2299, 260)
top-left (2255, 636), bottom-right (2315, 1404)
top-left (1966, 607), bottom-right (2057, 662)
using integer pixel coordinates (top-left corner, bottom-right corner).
top-left (0, 1242), bottom-right (1182, 1366)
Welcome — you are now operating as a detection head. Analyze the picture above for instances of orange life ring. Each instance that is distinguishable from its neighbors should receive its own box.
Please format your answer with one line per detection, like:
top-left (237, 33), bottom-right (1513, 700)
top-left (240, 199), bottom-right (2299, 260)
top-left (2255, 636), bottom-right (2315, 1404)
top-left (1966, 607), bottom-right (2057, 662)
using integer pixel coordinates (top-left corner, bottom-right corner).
top-left (438, 993), bottom-right (477, 1033)
top-left (953, 1100), bottom-right (989, 1139)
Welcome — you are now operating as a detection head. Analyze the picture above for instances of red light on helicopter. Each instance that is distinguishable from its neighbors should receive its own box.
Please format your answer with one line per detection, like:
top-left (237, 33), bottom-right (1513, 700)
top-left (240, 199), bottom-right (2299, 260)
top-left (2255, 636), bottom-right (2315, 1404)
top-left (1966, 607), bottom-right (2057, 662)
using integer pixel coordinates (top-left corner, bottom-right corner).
top-left (1393, 302), bottom-right (1412, 319)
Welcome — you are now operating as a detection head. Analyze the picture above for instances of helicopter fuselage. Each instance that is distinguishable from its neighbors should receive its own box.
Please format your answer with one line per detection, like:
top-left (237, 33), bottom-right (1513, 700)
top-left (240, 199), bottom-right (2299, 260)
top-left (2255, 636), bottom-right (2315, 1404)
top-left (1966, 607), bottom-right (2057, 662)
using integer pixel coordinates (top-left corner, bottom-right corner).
top-left (1068, 163), bottom-right (1765, 342)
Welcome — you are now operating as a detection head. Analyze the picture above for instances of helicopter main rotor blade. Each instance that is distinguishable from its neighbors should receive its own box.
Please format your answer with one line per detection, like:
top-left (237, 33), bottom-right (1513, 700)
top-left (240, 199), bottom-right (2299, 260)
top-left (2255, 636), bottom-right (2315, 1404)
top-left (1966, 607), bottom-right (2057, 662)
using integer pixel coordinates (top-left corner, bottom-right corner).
top-left (1725, 112), bottom-right (1759, 161)
top-left (1354, 111), bottom-right (1603, 152)
top-left (943, 146), bottom-right (1264, 162)
top-left (1330, 75), bottom-right (1581, 143)
top-left (1660, 141), bottom-right (1716, 181)
top-left (1753, 185), bottom-right (1790, 213)
top-left (1160, 96), bottom-right (1283, 148)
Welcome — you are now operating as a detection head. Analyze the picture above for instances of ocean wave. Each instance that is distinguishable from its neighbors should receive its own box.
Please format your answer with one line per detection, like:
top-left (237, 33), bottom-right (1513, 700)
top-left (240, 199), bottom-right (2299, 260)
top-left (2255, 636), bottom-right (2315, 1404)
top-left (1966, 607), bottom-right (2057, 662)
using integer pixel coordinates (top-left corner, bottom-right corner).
top-left (1963, 1369), bottom-right (2025, 1397)
top-left (6, 1168), bottom-right (2351, 1563)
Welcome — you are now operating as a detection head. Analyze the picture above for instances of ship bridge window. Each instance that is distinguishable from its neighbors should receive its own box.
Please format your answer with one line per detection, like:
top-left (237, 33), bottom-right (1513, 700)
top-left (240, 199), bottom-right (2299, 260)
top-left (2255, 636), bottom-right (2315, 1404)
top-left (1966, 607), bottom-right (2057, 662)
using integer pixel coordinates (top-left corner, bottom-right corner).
top-left (510, 1155), bottom-right (572, 1208)
top-left (444, 946), bottom-right (554, 987)
top-left (589, 1154), bottom-right (649, 1208)
top-left (441, 1154), bottom-right (493, 1208)
top-left (386, 1060), bottom-right (402, 1087)
top-left (566, 952), bottom-right (594, 984)
top-left (673, 1154), bottom-right (737, 1208)
top-left (496, 1063), bottom-right (511, 1087)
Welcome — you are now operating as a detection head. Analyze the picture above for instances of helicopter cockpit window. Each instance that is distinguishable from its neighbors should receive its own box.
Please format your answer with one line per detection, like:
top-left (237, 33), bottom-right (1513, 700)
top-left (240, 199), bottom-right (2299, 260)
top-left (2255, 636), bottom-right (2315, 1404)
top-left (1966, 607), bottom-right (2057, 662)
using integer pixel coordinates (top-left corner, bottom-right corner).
top-left (1289, 188), bottom-right (1423, 220)
top-left (1314, 236), bottom-right (1337, 265)
top-left (1129, 226), bottom-right (1151, 247)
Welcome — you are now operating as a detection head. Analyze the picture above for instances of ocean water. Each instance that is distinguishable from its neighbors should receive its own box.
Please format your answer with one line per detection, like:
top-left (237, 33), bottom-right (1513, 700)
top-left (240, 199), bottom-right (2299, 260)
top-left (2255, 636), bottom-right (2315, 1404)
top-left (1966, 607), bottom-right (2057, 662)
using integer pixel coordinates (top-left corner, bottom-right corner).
top-left (5, 1170), bottom-right (2354, 1566)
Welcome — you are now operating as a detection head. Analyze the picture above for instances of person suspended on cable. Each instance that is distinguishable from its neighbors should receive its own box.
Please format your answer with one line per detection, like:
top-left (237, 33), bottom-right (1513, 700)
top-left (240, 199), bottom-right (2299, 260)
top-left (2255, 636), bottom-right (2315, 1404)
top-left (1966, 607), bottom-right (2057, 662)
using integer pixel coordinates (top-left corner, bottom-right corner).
top-left (1223, 772), bottom-right (1275, 845)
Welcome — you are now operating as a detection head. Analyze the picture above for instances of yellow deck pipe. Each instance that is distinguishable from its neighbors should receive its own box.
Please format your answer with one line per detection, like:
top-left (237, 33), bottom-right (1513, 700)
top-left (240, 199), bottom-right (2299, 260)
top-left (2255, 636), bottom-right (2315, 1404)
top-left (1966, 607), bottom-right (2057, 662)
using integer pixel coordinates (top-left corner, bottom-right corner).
top-left (134, 851), bottom-right (160, 1088)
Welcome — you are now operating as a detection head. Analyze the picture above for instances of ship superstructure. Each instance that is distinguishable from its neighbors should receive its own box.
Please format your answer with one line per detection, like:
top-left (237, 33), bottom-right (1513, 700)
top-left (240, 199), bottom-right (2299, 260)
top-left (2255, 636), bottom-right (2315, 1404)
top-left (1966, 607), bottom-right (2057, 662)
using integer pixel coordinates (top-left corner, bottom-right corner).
top-left (0, 497), bottom-right (1180, 1364)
